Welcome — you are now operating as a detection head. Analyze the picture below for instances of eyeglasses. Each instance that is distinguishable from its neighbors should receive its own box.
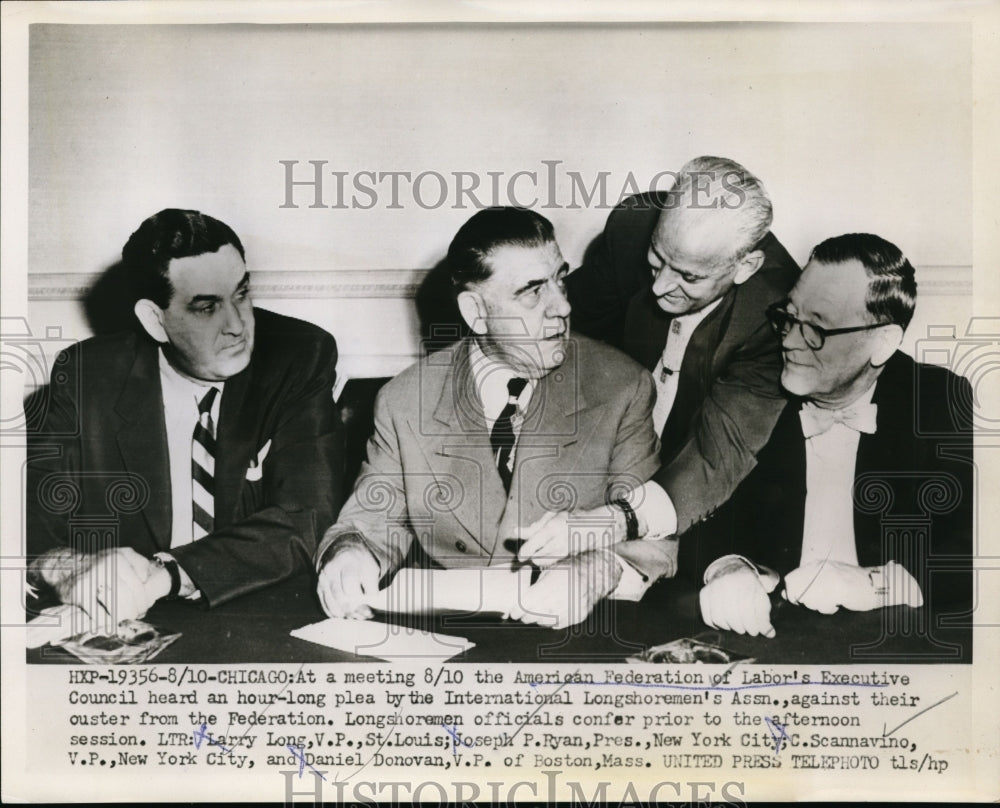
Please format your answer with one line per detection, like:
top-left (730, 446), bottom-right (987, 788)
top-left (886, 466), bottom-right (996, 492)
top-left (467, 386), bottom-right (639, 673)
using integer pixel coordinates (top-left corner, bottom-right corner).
top-left (766, 300), bottom-right (889, 351)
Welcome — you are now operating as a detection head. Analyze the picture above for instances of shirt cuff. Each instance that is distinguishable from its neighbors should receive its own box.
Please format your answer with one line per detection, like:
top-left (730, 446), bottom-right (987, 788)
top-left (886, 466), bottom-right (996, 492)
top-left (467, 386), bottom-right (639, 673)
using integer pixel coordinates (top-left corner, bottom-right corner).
top-left (869, 561), bottom-right (924, 608)
top-left (703, 554), bottom-right (780, 594)
top-left (609, 553), bottom-right (650, 602)
top-left (155, 552), bottom-right (200, 600)
top-left (635, 481), bottom-right (677, 538)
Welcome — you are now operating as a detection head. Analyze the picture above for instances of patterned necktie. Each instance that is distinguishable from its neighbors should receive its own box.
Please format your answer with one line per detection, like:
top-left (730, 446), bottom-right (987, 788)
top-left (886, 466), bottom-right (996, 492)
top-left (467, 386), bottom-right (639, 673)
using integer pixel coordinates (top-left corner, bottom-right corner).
top-left (191, 387), bottom-right (219, 540)
top-left (490, 377), bottom-right (528, 493)
top-left (799, 402), bottom-right (878, 439)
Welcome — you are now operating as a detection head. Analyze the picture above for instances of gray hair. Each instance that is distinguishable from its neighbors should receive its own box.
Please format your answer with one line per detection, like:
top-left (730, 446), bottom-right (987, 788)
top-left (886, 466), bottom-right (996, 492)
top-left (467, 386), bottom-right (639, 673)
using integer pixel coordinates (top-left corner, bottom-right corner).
top-left (667, 155), bottom-right (773, 261)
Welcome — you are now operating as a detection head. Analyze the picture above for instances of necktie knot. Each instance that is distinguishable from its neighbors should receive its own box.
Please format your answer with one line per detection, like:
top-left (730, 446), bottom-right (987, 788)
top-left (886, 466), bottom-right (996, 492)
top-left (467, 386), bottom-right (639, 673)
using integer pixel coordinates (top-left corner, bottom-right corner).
top-left (198, 386), bottom-right (219, 417)
top-left (506, 376), bottom-right (527, 401)
top-left (799, 401), bottom-right (878, 438)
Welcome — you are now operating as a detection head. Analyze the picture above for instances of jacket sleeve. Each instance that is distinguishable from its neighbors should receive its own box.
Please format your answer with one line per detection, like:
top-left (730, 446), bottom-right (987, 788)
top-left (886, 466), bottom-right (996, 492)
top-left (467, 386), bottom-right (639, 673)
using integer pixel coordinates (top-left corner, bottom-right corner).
top-left (607, 368), bottom-right (680, 584)
top-left (653, 317), bottom-right (787, 535)
top-left (171, 332), bottom-right (345, 607)
top-left (314, 382), bottom-right (415, 581)
top-left (25, 344), bottom-right (83, 558)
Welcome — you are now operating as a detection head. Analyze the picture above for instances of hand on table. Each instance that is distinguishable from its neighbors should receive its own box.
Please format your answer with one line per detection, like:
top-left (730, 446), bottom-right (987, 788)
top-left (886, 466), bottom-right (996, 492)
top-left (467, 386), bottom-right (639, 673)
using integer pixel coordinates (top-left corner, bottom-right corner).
top-left (783, 560), bottom-right (923, 614)
top-left (506, 548), bottom-right (622, 629)
top-left (47, 547), bottom-right (165, 636)
top-left (699, 564), bottom-right (776, 638)
top-left (514, 506), bottom-right (624, 568)
top-left (316, 537), bottom-right (380, 620)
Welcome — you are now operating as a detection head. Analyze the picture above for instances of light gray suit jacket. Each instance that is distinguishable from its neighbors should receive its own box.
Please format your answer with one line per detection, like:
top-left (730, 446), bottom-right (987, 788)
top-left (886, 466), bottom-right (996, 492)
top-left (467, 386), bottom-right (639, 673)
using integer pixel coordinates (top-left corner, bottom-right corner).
top-left (316, 334), bottom-right (678, 584)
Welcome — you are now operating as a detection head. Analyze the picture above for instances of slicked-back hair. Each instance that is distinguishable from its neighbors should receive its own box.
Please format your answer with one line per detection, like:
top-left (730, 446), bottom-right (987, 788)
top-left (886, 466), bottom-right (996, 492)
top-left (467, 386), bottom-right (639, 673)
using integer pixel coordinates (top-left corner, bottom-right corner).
top-left (668, 155), bottom-right (773, 262)
top-left (810, 233), bottom-right (917, 330)
top-left (447, 207), bottom-right (556, 294)
top-left (122, 208), bottom-right (246, 308)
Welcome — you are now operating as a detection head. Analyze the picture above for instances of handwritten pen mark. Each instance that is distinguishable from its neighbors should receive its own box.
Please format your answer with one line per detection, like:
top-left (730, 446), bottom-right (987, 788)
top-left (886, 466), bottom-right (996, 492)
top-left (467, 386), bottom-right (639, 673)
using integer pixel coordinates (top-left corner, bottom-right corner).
top-left (217, 661), bottom-right (309, 757)
top-left (288, 744), bottom-right (327, 781)
top-left (882, 691), bottom-right (958, 738)
top-left (193, 723), bottom-right (234, 755)
top-left (764, 717), bottom-right (791, 754)
top-left (507, 673), bottom-right (576, 745)
top-left (443, 723), bottom-right (473, 759)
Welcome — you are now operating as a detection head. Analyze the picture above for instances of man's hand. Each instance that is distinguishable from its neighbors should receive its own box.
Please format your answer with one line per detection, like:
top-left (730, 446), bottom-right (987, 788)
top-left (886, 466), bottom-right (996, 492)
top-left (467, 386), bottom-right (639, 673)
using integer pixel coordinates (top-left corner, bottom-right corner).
top-left (515, 506), bottom-right (625, 568)
top-left (783, 560), bottom-right (923, 613)
top-left (54, 548), bottom-right (164, 636)
top-left (699, 565), bottom-right (775, 638)
top-left (506, 549), bottom-right (622, 628)
top-left (316, 537), bottom-right (380, 620)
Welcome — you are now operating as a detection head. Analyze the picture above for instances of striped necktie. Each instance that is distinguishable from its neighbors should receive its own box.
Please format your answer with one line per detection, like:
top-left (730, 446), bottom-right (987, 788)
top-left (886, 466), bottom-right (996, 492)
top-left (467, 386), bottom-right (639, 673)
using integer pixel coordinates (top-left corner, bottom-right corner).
top-left (490, 377), bottom-right (527, 493)
top-left (191, 387), bottom-right (219, 540)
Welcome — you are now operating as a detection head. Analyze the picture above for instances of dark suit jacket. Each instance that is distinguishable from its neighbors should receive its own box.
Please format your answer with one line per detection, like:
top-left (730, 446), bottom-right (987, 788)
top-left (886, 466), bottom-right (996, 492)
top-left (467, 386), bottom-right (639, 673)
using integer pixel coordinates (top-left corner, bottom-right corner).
top-left (567, 191), bottom-right (799, 534)
top-left (694, 352), bottom-right (974, 608)
top-left (317, 334), bottom-right (678, 584)
top-left (26, 308), bottom-right (345, 607)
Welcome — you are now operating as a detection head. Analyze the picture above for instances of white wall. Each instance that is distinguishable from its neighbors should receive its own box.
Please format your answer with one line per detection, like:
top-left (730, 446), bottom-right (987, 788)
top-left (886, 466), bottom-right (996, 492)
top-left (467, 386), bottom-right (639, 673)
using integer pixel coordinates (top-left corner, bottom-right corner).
top-left (26, 22), bottom-right (973, 376)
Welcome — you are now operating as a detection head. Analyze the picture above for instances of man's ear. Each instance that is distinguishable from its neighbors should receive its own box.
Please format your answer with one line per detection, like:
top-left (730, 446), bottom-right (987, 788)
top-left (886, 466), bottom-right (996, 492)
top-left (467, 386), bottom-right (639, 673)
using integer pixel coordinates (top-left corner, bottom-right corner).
top-left (457, 289), bottom-right (489, 335)
top-left (134, 299), bottom-right (169, 344)
top-left (733, 249), bottom-right (765, 285)
top-left (870, 323), bottom-right (904, 368)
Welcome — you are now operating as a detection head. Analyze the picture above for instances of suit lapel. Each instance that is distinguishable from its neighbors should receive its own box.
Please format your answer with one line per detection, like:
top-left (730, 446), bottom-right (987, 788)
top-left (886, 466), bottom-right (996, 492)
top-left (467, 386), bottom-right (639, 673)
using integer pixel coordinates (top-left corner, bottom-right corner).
top-left (623, 290), bottom-right (671, 371)
top-left (503, 338), bottom-right (587, 537)
top-left (429, 341), bottom-right (505, 554)
top-left (854, 354), bottom-right (910, 565)
top-left (213, 363), bottom-right (258, 528)
top-left (661, 290), bottom-right (733, 456)
top-left (114, 341), bottom-right (172, 550)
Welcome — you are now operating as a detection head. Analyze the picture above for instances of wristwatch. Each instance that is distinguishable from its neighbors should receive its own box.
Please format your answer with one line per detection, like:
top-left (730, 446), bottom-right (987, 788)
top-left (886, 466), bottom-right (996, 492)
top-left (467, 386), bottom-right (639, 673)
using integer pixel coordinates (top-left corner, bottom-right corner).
top-left (152, 554), bottom-right (182, 600)
top-left (612, 498), bottom-right (640, 541)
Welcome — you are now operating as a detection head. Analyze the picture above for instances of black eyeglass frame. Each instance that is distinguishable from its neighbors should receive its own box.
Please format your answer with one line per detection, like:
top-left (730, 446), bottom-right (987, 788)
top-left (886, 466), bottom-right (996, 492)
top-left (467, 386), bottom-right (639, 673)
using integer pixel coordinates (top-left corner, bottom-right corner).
top-left (766, 300), bottom-right (890, 351)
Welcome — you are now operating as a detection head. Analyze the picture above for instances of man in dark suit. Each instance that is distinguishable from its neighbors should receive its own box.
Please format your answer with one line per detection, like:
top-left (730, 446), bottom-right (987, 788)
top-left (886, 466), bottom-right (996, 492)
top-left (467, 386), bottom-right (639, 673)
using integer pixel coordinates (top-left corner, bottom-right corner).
top-left (27, 209), bottom-right (344, 636)
top-left (316, 207), bottom-right (678, 629)
top-left (698, 234), bottom-right (973, 637)
top-left (518, 157), bottom-right (798, 569)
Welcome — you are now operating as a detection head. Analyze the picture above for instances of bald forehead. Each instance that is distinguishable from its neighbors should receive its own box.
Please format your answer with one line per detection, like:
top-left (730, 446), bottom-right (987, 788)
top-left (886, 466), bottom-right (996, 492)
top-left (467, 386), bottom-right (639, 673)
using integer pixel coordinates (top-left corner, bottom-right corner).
top-left (653, 206), bottom-right (748, 269)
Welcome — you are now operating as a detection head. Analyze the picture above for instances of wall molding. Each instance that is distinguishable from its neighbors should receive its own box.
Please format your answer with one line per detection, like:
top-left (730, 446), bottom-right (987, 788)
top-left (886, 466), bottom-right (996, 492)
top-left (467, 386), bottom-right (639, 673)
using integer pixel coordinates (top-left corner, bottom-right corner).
top-left (28, 268), bottom-right (431, 301)
top-left (27, 265), bottom-right (973, 301)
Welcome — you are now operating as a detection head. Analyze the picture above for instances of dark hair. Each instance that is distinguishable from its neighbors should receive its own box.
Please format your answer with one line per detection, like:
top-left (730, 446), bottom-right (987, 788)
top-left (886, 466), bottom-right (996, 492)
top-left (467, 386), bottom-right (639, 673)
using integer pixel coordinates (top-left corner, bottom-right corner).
top-left (810, 233), bottom-right (917, 329)
top-left (446, 207), bottom-right (556, 293)
top-left (121, 209), bottom-right (245, 308)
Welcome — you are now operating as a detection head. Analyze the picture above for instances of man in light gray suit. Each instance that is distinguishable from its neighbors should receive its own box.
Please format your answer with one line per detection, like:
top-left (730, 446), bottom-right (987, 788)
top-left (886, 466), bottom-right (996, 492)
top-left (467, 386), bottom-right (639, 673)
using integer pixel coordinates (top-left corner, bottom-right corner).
top-left (315, 207), bottom-right (678, 628)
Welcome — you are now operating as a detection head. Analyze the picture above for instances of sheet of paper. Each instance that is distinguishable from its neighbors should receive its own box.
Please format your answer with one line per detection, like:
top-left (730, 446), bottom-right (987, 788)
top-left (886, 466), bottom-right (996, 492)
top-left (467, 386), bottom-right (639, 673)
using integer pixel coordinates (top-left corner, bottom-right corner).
top-left (290, 617), bottom-right (474, 661)
top-left (364, 566), bottom-right (531, 615)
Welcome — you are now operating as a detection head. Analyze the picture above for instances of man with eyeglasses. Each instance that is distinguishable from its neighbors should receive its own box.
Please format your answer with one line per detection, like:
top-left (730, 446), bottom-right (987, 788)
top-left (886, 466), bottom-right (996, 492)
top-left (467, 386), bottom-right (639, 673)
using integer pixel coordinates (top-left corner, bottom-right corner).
top-left (698, 233), bottom-right (973, 637)
top-left (516, 157), bottom-right (798, 574)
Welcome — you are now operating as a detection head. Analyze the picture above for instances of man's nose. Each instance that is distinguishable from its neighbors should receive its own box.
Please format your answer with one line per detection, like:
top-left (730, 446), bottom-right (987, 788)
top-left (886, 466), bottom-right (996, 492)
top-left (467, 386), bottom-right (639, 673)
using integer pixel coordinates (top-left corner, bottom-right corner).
top-left (781, 321), bottom-right (807, 351)
top-left (546, 282), bottom-right (571, 319)
top-left (221, 301), bottom-right (246, 335)
top-left (651, 267), bottom-right (678, 297)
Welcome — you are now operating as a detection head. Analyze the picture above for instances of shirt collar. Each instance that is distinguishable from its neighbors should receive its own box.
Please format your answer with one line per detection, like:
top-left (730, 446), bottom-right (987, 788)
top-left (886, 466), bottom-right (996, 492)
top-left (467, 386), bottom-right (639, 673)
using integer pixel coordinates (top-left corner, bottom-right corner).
top-left (158, 348), bottom-right (224, 414)
top-left (468, 339), bottom-right (536, 424)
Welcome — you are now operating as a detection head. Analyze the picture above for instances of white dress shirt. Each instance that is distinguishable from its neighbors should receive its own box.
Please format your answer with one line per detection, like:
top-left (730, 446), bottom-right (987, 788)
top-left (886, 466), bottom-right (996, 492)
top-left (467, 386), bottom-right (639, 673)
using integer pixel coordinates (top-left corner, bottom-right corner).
top-left (158, 349), bottom-right (223, 549)
top-left (799, 382), bottom-right (878, 566)
top-left (652, 297), bottom-right (723, 435)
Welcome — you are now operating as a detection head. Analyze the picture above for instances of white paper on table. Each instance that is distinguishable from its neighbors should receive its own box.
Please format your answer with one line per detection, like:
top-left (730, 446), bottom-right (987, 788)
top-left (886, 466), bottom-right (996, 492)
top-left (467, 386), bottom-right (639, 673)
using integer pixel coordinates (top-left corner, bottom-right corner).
top-left (290, 617), bottom-right (474, 661)
top-left (364, 566), bottom-right (532, 615)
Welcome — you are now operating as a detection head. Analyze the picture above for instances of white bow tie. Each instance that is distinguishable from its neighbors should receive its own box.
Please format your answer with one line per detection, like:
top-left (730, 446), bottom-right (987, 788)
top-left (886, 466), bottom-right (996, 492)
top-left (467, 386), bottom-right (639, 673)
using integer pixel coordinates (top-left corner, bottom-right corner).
top-left (799, 402), bottom-right (878, 438)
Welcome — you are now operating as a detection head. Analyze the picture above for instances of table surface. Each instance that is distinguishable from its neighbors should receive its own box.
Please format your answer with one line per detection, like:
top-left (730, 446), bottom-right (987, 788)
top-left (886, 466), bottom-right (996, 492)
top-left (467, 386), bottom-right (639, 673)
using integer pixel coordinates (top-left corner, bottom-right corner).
top-left (28, 572), bottom-right (972, 665)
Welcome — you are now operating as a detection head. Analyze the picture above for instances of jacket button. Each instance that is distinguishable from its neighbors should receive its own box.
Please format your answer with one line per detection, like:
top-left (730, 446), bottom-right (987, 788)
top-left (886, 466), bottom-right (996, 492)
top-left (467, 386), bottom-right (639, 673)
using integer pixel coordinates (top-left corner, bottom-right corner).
top-left (455, 540), bottom-right (467, 553)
